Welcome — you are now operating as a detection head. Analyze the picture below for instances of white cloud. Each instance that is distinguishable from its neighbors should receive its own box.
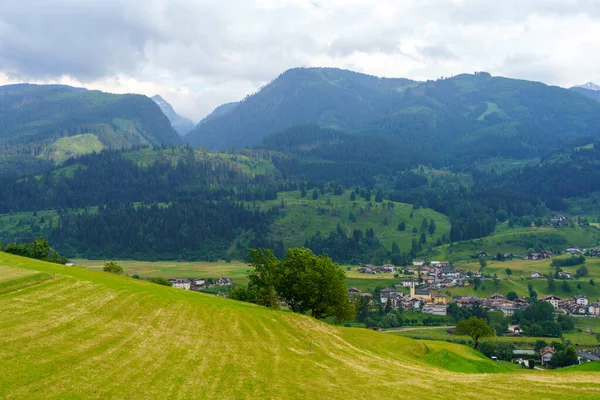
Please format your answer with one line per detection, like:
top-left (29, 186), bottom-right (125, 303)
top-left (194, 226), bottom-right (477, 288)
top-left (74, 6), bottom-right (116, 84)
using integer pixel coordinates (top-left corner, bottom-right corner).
top-left (1, 0), bottom-right (600, 120)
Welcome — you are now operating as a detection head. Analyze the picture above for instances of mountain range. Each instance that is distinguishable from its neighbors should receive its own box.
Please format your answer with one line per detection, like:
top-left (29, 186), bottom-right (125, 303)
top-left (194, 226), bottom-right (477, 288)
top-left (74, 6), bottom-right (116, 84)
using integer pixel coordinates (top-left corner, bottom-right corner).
top-left (151, 95), bottom-right (195, 136)
top-left (184, 69), bottom-right (600, 162)
top-left (0, 84), bottom-right (181, 175)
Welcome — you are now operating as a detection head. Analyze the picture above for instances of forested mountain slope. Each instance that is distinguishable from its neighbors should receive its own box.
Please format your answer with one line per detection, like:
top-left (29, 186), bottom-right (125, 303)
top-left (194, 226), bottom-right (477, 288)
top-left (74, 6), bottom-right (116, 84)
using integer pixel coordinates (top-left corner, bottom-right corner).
top-left (186, 68), bottom-right (600, 162)
top-left (0, 84), bottom-right (181, 175)
top-left (1, 253), bottom-right (598, 399)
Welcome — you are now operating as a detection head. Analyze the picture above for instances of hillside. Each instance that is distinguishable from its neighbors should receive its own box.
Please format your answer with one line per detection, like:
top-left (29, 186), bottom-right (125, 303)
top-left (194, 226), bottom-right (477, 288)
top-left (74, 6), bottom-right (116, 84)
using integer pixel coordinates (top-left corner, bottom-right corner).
top-left (196, 101), bottom-right (239, 126)
top-left (151, 95), bottom-right (195, 136)
top-left (571, 86), bottom-right (600, 102)
top-left (185, 68), bottom-right (600, 163)
top-left (0, 84), bottom-right (181, 175)
top-left (1, 252), bottom-right (599, 399)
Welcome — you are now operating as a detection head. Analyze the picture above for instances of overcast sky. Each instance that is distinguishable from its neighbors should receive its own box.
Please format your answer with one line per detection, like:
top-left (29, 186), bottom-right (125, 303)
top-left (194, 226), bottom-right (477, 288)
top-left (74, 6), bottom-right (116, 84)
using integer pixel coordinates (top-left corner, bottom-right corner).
top-left (1, 0), bottom-right (600, 121)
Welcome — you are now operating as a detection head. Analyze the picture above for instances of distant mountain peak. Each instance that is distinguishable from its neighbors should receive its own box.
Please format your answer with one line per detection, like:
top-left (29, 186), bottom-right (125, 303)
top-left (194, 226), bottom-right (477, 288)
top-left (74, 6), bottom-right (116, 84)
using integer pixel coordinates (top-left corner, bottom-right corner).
top-left (151, 94), bottom-right (195, 136)
top-left (574, 82), bottom-right (600, 91)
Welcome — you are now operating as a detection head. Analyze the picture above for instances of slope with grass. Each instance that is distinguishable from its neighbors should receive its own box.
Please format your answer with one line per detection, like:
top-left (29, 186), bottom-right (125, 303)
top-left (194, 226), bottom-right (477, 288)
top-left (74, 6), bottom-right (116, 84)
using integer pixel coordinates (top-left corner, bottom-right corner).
top-left (262, 190), bottom-right (450, 252)
top-left (426, 223), bottom-right (600, 262)
top-left (1, 252), bottom-right (599, 399)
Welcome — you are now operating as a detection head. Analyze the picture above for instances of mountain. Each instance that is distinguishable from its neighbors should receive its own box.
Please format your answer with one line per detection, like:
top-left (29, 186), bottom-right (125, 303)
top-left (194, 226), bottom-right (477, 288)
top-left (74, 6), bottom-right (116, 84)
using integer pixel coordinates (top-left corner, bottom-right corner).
top-left (185, 67), bottom-right (416, 149)
top-left (573, 82), bottom-right (600, 91)
top-left (185, 68), bottom-right (600, 161)
top-left (571, 84), bottom-right (600, 102)
top-left (196, 102), bottom-right (239, 126)
top-left (151, 95), bottom-right (195, 136)
top-left (0, 84), bottom-right (181, 176)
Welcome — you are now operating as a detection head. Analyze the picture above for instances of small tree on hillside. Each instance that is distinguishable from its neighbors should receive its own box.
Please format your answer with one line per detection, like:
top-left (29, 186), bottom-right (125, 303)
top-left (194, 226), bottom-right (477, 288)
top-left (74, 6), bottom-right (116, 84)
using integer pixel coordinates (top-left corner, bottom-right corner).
top-left (478, 257), bottom-right (487, 270)
top-left (455, 317), bottom-right (494, 349)
top-left (103, 261), bottom-right (124, 275)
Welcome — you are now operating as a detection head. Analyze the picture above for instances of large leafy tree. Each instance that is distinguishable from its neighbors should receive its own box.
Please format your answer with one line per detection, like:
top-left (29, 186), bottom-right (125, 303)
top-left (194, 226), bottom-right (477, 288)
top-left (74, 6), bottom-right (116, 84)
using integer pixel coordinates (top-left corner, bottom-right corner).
top-left (456, 317), bottom-right (494, 349)
top-left (247, 247), bottom-right (356, 322)
top-left (246, 248), bottom-right (279, 309)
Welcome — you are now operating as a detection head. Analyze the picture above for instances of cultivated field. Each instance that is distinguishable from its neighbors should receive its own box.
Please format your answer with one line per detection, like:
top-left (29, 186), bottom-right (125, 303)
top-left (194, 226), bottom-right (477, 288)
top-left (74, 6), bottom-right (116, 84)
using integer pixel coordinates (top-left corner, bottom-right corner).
top-left (1, 252), bottom-right (599, 399)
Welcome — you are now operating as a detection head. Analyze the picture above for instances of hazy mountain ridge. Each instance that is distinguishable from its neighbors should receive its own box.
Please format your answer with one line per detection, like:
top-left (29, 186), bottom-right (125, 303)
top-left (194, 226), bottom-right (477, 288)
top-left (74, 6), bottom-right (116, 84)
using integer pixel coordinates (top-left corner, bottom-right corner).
top-left (151, 95), bottom-right (195, 136)
top-left (185, 68), bottom-right (600, 160)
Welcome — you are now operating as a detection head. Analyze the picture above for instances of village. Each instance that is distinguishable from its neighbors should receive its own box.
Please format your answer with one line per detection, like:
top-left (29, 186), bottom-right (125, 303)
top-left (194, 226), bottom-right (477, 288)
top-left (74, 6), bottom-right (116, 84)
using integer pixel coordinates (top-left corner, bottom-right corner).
top-left (351, 248), bottom-right (600, 319)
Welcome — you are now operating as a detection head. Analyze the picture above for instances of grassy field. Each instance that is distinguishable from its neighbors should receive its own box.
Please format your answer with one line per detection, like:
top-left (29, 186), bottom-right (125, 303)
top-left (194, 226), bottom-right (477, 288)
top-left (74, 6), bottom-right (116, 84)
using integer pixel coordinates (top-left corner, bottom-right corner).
top-left (73, 259), bottom-right (408, 293)
top-left (46, 133), bottom-right (105, 163)
top-left (441, 256), bottom-right (600, 299)
top-left (74, 259), bottom-right (252, 286)
top-left (391, 326), bottom-right (600, 348)
top-left (2, 252), bottom-right (600, 399)
top-left (261, 190), bottom-right (450, 252)
top-left (428, 223), bottom-right (600, 262)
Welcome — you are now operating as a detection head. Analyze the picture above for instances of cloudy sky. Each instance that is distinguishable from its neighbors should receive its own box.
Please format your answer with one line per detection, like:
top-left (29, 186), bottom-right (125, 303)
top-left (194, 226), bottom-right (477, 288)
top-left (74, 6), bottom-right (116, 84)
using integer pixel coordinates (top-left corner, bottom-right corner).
top-left (1, 0), bottom-right (599, 121)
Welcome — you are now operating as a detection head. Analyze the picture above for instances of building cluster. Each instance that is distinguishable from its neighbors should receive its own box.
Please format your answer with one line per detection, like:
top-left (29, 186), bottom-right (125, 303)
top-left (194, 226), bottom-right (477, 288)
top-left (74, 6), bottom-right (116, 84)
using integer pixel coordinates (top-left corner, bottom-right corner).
top-left (540, 294), bottom-right (600, 316)
top-left (167, 277), bottom-right (231, 291)
top-left (451, 293), bottom-right (530, 316)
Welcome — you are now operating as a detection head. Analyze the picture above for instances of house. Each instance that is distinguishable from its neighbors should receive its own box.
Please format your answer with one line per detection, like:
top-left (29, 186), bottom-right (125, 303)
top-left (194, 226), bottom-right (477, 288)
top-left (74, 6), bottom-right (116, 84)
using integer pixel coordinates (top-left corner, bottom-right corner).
top-left (348, 287), bottom-right (372, 300)
top-left (412, 260), bottom-right (425, 266)
top-left (566, 247), bottom-right (583, 255)
top-left (214, 277), bottom-right (231, 286)
top-left (549, 215), bottom-right (568, 226)
top-left (358, 266), bottom-right (376, 274)
top-left (540, 346), bottom-right (556, 366)
top-left (578, 351), bottom-right (600, 363)
top-left (541, 295), bottom-right (561, 308)
top-left (399, 280), bottom-right (416, 287)
top-left (558, 271), bottom-right (572, 280)
top-left (508, 324), bottom-right (521, 333)
top-left (589, 303), bottom-right (600, 316)
top-left (524, 253), bottom-right (540, 260)
top-left (194, 278), bottom-right (206, 286)
top-left (378, 264), bottom-right (396, 273)
top-left (169, 279), bottom-right (191, 290)
top-left (539, 250), bottom-right (553, 259)
top-left (589, 249), bottom-right (600, 257)
top-left (452, 295), bottom-right (482, 308)
top-left (432, 293), bottom-right (447, 305)
top-left (574, 295), bottom-right (589, 306)
top-left (422, 304), bottom-right (447, 316)
top-left (379, 288), bottom-right (403, 304)
top-left (478, 251), bottom-right (488, 258)
top-left (499, 306), bottom-right (516, 316)
top-left (531, 272), bottom-right (543, 279)
top-left (65, 262), bottom-right (74, 267)
top-left (490, 293), bottom-right (505, 300)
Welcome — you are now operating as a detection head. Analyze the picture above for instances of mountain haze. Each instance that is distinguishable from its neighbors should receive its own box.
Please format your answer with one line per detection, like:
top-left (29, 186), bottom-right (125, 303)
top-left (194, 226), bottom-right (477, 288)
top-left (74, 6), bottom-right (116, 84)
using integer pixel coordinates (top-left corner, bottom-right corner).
top-left (151, 95), bottom-right (195, 136)
top-left (186, 68), bottom-right (600, 161)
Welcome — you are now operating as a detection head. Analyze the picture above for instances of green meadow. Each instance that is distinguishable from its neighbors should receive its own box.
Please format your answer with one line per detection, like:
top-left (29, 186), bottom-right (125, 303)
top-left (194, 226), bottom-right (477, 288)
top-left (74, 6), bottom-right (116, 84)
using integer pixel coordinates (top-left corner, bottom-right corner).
top-left (1, 252), bottom-right (600, 399)
top-left (260, 190), bottom-right (450, 252)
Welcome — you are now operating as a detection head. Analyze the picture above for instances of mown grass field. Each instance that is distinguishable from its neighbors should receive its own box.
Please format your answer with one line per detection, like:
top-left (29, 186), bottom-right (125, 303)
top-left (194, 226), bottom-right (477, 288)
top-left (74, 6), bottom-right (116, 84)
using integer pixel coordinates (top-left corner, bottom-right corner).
top-left (1, 252), bottom-right (600, 399)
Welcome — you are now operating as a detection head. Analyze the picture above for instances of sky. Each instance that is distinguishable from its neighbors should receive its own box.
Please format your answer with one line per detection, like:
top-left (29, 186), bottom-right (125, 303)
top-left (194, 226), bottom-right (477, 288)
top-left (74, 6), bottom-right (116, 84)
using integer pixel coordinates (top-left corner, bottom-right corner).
top-left (1, 0), bottom-right (600, 122)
